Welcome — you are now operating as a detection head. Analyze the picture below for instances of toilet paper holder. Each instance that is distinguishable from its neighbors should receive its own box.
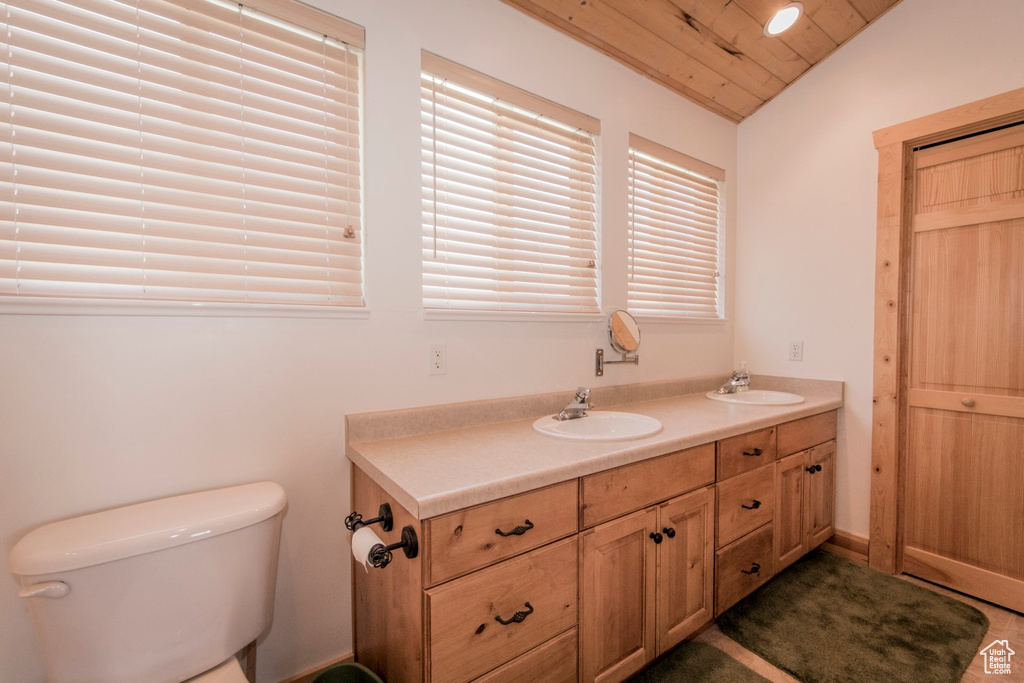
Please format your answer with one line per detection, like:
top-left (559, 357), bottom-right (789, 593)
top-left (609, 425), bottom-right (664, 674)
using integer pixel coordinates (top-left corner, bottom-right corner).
top-left (346, 503), bottom-right (419, 569)
top-left (345, 503), bottom-right (394, 533)
top-left (367, 525), bottom-right (418, 569)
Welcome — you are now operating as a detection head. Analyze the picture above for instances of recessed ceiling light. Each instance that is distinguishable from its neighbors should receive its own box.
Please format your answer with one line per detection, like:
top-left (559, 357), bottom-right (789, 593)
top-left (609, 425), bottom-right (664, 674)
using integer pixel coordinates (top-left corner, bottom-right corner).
top-left (764, 2), bottom-right (804, 37)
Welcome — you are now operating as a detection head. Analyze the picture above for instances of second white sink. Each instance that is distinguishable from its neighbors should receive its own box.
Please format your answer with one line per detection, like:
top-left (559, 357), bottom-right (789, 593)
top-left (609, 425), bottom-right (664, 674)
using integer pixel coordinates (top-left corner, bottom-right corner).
top-left (533, 411), bottom-right (663, 442)
top-left (706, 390), bottom-right (804, 406)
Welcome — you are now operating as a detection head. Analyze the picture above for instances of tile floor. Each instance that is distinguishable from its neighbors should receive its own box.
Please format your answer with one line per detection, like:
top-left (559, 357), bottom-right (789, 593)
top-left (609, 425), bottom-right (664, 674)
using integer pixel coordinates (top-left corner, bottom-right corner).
top-left (693, 557), bottom-right (1024, 682)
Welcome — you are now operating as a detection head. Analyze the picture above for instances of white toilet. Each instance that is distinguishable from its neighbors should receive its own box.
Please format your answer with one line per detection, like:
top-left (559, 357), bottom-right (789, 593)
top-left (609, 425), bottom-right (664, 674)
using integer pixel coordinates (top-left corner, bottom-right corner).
top-left (8, 481), bottom-right (287, 683)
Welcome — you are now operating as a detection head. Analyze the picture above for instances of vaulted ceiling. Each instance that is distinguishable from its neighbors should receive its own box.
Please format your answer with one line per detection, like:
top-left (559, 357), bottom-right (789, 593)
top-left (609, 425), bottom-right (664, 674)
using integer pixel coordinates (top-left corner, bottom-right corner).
top-left (501, 0), bottom-right (903, 122)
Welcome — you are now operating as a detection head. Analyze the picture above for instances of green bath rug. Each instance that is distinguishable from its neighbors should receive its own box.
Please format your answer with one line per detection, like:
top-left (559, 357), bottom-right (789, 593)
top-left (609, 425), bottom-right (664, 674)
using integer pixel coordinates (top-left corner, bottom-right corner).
top-left (628, 640), bottom-right (770, 683)
top-left (717, 549), bottom-right (989, 682)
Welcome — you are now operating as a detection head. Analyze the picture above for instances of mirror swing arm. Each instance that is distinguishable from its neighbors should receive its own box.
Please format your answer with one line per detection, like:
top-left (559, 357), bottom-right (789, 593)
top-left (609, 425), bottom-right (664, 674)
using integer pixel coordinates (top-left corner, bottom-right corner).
top-left (595, 348), bottom-right (639, 376)
top-left (596, 310), bottom-right (641, 377)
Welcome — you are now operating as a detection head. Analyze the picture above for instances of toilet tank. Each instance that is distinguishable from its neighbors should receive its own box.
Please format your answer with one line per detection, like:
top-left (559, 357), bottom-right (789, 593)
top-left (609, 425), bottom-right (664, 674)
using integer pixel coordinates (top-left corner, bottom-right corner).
top-left (8, 482), bottom-right (287, 683)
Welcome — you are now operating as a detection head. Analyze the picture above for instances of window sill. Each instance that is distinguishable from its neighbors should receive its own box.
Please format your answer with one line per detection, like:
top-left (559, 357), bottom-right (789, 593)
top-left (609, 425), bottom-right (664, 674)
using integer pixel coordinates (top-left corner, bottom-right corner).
top-left (630, 314), bottom-right (728, 325)
top-left (0, 298), bottom-right (371, 319)
top-left (423, 308), bottom-right (604, 323)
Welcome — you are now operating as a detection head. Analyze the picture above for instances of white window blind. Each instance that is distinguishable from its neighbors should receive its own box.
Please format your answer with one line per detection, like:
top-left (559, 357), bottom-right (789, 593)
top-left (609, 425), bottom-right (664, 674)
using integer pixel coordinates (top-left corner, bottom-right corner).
top-left (0, 0), bottom-right (365, 309)
top-left (421, 53), bottom-right (600, 316)
top-left (627, 134), bottom-right (724, 320)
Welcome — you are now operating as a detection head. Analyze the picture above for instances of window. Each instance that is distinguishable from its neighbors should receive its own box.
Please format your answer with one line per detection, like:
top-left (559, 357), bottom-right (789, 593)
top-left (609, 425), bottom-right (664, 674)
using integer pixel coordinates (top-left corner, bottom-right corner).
top-left (627, 134), bottom-right (724, 320)
top-left (420, 53), bottom-right (600, 317)
top-left (0, 0), bottom-right (364, 312)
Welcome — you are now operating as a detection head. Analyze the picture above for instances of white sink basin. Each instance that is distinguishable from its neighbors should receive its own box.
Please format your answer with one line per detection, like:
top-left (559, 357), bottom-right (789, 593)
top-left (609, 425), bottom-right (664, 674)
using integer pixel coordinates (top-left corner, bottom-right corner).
top-left (706, 390), bottom-right (804, 406)
top-left (533, 411), bottom-right (663, 442)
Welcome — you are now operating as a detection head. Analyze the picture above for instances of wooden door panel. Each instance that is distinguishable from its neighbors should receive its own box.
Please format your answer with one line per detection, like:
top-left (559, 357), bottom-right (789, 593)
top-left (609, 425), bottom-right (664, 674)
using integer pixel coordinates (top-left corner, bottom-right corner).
top-left (967, 414), bottom-right (1024, 579)
top-left (915, 142), bottom-right (1024, 213)
top-left (906, 408), bottom-right (1024, 581)
top-left (911, 218), bottom-right (1024, 394)
top-left (774, 451), bottom-right (807, 571)
top-left (656, 487), bottom-right (713, 653)
top-left (805, 441), bottom-right (835, 548)
top-left (581, 508), bottom-right (656, 683)
top-left (905, 408), bottom-right (972, 556)
top-left (978, 219), bottom-right (1024, 393)
top-left (905, 124), bottom-right (1024, 611)
top-left (912, 129), bottom-right (1024, 396)
top-left (910, 227), bottom-right (981, 391)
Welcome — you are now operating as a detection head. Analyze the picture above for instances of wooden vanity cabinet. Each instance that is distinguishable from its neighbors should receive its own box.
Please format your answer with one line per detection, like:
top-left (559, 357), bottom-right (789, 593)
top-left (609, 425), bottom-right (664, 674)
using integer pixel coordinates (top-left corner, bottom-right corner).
top-left (774, 413), bottom-right (837, 572)
top-left (580, 508), bottom-right (656, 683)
top-left (579, 445), bottom-right (716, 683)
top-left (774, 451), bottom-right (810, 569)
top-left (353, 468), bottom-right (580, 683)
top-left (713, 428), bottom-right (778, 616)
top-left (352, 408), bottom-right (838, 683)
top-left (580, 485), bottom-right (715, 683)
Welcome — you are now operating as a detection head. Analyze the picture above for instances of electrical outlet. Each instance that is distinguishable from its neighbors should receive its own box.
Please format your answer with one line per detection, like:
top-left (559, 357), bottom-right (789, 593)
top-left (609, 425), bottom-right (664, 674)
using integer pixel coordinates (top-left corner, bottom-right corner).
top-left (429, 344), bottom-right (447, 375)
top-left (789, 340), bottom-right (804, 362)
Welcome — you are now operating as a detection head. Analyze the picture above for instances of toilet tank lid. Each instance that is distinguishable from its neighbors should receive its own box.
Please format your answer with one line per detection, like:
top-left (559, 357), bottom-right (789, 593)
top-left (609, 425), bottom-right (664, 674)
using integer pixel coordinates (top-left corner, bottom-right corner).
top-left (9, 482), bottom-right (287, 576)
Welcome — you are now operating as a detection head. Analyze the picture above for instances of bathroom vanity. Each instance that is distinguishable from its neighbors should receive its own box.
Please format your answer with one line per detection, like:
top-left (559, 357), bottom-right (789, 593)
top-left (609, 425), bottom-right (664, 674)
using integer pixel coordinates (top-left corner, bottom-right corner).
top-left (347, 377), bottom-right (841, 683)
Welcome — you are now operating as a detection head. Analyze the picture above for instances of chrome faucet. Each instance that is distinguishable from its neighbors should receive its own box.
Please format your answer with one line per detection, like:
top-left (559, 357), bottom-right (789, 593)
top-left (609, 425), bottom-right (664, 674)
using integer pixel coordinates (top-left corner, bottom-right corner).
top-left (715, 366), bottom-right (751, 394)
top-left (556, 387), bottom-right (594, 421)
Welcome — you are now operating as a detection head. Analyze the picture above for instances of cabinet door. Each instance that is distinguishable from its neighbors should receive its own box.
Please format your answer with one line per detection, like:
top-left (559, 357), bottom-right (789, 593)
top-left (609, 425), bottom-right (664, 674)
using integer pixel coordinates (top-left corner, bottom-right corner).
top-left (805, 440), bottom-right (835, 549)
top-left (656, 486), bottom-right (714, 653)
top-left (775, 451), bottom-right (809, 571)
top-left (581, 508), bottom-right (657, 683)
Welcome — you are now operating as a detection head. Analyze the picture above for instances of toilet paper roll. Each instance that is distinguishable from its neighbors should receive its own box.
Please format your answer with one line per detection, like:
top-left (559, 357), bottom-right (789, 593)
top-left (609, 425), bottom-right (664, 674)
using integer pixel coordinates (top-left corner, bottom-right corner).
top-left (351, 526), bottom-right (383, 572)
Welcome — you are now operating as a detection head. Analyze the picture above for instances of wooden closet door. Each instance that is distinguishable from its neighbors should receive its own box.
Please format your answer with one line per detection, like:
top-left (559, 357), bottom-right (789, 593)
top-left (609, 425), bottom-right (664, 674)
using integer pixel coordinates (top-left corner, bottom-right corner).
top-left (904, 123), bottom-right (1024, 613)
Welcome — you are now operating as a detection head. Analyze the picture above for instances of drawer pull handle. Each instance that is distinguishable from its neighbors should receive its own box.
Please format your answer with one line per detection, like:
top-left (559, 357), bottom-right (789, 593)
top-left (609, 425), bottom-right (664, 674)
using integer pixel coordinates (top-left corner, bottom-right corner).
top-left (650, 532), bottom-right (664, 544)
top-left (495, 519), bottom-right (534, 537)
top-left (741, 499), bottom-right (762, 510)
top-left (495, 602), bottom-right (534, 625)
top-left (741, 562), bottom-right (761, 575)
top-left (662, 527), bottom-right (676, 538)
top-left (743, 448), bottom-right (764, 457)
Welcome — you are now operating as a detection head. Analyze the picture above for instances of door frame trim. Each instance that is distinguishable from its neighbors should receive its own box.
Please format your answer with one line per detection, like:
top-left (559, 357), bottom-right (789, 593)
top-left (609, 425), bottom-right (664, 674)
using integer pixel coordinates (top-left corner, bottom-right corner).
top-left (869, 87), bottom-right (1024, 574)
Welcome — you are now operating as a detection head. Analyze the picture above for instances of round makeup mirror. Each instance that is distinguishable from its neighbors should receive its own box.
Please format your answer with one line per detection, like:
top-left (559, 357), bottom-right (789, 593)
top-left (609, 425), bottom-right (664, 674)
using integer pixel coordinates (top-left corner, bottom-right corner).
top-left (608, 310), bottom-right (641, 355)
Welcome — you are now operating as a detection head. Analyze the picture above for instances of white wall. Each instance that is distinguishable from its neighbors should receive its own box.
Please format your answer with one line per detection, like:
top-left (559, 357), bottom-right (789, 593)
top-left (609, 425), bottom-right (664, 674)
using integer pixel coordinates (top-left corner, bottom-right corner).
top-left (0, 2), bottom-right (737, 681)
top-left (735, 0), bottom-right (1024, 538)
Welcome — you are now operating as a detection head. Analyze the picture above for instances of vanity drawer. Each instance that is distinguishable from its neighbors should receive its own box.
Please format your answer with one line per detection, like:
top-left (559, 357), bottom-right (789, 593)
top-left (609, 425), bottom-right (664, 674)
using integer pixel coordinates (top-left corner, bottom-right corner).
top-left (425, 480), bottom-right (578, 586)
top-left (426, 537), bottom-right (578, 683)
top-left (472, 628), bottom-right (577, 683)
top-left (715, 524), bottom-right (774, 616)
top-left (580, 443), bottom-right (715, 528)
top-left (717, 427), bottom-right (777, 480)
top-left (777, 410), bottom-right (837, 457)
top-left (716, 465), bottom-right (774, 548)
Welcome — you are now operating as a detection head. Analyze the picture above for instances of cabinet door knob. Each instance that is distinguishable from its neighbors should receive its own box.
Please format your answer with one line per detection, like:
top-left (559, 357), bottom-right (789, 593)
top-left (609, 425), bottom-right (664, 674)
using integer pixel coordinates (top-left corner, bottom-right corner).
top-left (961, 397), bottom-right (976, 408)
top-left (741, 562), bottom-right (761, 575)
top-left (662, 527), bottom-right (676, 538)
top-left (814, 464), bottom-right (822, 472)
top-left (495, 602), bottom-right (533, 625)
top-left (743, 448), bottom-right (764, 457)
top-left (741, 499), bottom-right (762, 510)
top-left (806, 466), bottom-right (816, 474)
top-left (495, 519), bottom-right (534, 537)
top-left (650, 532), bottom-right (663, 544)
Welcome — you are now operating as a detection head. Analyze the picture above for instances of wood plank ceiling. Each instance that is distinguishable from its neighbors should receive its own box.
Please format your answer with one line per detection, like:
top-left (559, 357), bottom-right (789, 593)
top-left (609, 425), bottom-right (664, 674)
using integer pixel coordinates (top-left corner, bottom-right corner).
top-left (501, 0), bottom-right (903, 122)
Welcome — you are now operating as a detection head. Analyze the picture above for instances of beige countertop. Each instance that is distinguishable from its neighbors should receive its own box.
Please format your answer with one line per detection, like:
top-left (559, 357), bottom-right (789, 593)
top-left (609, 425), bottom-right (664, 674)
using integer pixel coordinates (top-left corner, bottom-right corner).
top-left (347, 375), bottom-right (843, 520)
